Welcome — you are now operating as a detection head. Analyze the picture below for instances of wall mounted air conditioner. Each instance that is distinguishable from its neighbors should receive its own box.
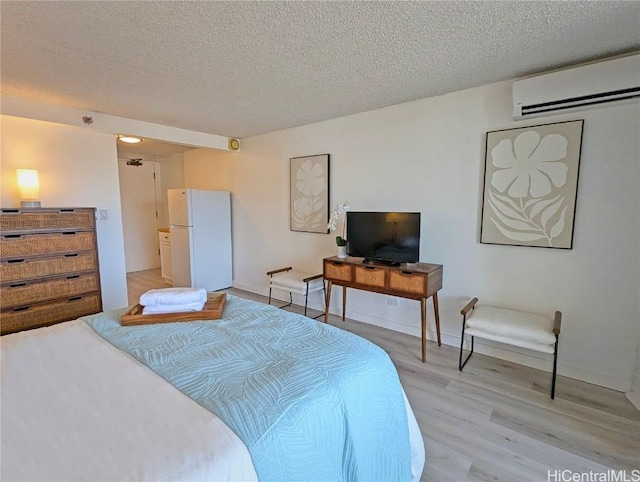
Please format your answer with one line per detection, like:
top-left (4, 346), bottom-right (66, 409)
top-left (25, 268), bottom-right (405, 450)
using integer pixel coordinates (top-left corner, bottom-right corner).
top-left (512, 53), bottom-right (640, 119)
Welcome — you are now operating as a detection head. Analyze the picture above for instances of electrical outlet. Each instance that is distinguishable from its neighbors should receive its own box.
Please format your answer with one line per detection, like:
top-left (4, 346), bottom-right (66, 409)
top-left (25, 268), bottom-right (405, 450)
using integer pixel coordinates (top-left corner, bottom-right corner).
top-left (99, 209), bottom-right (109, 220)
top-left (387, 297), bottom-right (399, 307)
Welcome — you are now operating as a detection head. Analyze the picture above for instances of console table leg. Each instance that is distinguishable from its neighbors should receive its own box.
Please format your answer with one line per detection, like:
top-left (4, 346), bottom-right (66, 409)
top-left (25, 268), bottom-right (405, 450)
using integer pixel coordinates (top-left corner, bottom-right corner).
top-left (324, 281), bottom-right (333, 323)
top-left (433, 292), bottom-right (441, 346)
top-left (342, 286), bottom-right (347, 321)
top-left (421, 297), bottom-right (426, 362)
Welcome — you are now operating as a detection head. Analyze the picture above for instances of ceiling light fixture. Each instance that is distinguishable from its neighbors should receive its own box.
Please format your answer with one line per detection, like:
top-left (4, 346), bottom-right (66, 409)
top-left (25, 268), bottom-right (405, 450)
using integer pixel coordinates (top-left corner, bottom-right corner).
top-left (117, 135), bottom-right (142, 144)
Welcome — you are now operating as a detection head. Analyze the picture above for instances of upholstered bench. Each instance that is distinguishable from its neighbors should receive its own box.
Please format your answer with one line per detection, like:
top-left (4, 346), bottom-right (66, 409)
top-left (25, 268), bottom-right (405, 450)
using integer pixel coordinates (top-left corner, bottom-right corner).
top-left (459, 298), bottom-right (561, 398)
top-left (267, 267), bottom-right (325, 318)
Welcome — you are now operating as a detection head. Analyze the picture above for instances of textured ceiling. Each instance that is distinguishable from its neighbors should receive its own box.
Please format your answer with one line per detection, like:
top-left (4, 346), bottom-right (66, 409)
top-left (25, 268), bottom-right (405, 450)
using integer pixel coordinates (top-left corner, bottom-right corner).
top-left (1, 1), bottom-right (639, 139)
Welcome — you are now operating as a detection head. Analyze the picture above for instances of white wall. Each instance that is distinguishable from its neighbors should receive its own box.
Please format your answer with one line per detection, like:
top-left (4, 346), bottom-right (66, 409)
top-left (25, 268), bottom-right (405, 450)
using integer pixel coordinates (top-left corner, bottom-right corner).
top-left (183, 149), bottom-right (236, 190)
top-left (4, 79), bottom-right (635, 392)
top-left (631, 150), bottom-right (640, 406)
top-left (182, 81), bottom-right (640, 392)
top-left (1, 115), bottom-right (129, 310)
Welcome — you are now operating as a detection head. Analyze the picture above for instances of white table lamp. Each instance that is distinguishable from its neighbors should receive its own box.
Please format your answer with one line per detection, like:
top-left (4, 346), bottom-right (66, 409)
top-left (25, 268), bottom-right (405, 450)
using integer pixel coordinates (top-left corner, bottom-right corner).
top-left (16, 169), bottom-right (41, 207)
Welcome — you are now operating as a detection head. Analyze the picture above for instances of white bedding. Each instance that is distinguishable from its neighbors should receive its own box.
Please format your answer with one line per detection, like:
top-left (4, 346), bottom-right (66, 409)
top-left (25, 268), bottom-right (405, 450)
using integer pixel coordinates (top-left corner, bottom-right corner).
top-left (1, 319), bottom-right (424, 481)
top-left (1, 320), bottom-right (258, 481)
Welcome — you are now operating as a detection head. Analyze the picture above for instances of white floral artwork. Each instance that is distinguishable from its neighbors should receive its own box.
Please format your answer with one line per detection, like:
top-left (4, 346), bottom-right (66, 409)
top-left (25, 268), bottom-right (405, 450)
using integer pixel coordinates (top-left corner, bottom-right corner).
top-left (290, 154), bottom-right (329, 233)
top-left (481, 120), bottom-right (584, 249)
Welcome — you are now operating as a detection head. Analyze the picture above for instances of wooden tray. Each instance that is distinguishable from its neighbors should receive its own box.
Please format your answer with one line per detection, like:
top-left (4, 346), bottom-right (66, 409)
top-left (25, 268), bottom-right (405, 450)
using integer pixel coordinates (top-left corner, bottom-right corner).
top-left (120, 293), bottom-right (227, 326)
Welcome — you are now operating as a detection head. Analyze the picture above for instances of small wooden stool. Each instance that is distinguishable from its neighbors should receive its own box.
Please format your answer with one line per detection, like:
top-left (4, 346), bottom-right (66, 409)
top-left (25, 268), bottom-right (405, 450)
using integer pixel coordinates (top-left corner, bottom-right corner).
top-left (267, 267), bottom-right (326, 318)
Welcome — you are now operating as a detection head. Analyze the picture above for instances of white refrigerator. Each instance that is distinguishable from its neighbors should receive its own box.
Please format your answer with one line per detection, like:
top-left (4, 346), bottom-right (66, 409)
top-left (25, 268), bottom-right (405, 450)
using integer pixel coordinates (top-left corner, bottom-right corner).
top-left (168, 189), bottom-right (232, 291)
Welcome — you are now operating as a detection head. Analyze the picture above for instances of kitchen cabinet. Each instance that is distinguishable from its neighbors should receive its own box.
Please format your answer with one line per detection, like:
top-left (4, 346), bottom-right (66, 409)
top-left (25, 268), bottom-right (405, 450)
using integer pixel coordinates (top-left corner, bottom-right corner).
top-left (158, 229), bottom-right (172, 285)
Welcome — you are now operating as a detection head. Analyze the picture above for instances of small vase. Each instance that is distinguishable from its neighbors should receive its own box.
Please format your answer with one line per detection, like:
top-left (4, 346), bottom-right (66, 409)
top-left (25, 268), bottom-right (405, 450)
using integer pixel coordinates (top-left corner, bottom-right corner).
top-left (337, 246), bottom-right (347, 258)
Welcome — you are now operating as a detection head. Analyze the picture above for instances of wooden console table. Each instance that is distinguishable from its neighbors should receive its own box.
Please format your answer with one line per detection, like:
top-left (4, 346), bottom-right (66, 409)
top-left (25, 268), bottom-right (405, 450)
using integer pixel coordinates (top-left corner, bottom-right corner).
top-left (323, 256), bottom-right (443, 362)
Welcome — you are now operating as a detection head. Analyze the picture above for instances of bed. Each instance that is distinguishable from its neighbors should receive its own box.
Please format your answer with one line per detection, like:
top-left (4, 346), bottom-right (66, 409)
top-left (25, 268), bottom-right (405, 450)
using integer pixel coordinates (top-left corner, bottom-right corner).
top-left (1, 294), bottom-right (425, 481)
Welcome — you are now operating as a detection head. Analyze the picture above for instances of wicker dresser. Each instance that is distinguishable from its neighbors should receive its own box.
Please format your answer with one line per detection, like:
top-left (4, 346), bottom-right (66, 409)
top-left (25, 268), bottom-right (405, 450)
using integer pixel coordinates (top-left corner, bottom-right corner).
top-left (0, 208), bottom-right (102, 335)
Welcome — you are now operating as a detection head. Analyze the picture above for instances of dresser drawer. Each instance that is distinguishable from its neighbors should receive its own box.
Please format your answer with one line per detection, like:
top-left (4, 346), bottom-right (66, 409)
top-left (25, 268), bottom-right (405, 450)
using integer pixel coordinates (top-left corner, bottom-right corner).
top-left (1, 273), bottom-right (100, 309)
top-left (388, 270), bottom-right (427, 296)
top-left (0, 207), bottom-right (102, 335)
top-left (0, 252), bottom-right (97, 283)
top-left (1, 231), bottom-right (95, 258)
top-left (324, 261), bottom-right (353, 282)
top-left (0, 209), bottom-right (94, 232)
top-left (354, 265), bottom-right (386, 289)
top-left (0, 293), bottom-right (102, 335)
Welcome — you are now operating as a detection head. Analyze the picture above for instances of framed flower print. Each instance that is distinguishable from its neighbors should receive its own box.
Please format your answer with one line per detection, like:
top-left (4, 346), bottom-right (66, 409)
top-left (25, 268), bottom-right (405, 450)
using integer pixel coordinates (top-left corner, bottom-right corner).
top-left (480, 120), bottom-right (584, 249)
top-left (290, 154), bottom-right (330, 233)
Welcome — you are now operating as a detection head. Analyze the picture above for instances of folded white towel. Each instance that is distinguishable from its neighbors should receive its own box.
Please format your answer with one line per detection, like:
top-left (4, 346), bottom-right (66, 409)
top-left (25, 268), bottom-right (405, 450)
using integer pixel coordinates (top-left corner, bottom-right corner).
top-left (142, 301), bottom-right (206, 315)
top-left (140, 288), bottom-right (207, 307)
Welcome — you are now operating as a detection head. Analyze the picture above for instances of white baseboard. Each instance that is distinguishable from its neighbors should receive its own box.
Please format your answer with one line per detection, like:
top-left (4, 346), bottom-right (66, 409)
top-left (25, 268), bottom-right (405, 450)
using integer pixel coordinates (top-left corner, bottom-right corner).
top-left (231, 281), bottom-right (631, 392)
top-left (626, 389), bottom-right (640, 410)
top-left (633, 371), bottom-right (640, 392)
top-left (626, 372), bottom-right (640, 410)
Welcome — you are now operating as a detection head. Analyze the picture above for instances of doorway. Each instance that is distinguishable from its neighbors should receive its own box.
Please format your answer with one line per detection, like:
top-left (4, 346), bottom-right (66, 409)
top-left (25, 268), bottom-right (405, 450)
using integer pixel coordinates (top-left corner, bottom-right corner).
top-left (118, 159), bottom-right (162, 273)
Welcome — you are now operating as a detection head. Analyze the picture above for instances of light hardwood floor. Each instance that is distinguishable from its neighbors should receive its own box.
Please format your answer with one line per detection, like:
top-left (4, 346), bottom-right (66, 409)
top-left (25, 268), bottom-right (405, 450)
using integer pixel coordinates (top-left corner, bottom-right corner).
top-left (128, 269), bottom-right (639, 482)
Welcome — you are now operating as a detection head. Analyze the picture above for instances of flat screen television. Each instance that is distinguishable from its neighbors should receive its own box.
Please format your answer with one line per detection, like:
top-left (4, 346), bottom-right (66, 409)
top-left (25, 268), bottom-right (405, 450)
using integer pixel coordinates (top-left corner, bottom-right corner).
top-left (346, 212), bottom-right (421, 264)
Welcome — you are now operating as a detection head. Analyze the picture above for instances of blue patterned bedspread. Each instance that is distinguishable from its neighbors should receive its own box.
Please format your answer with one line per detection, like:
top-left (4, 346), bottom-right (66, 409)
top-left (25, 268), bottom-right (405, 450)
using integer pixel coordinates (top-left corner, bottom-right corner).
top-left (82, 294), bottom-right (411, 481)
